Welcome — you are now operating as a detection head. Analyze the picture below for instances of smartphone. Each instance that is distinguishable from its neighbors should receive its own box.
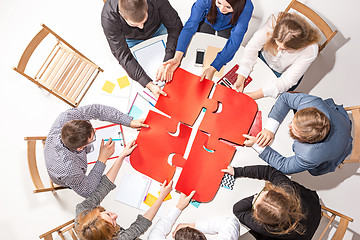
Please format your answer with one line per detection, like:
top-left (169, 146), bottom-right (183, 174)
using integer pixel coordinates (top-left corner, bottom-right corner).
top-left (195, 49), bottom-right (205, 67)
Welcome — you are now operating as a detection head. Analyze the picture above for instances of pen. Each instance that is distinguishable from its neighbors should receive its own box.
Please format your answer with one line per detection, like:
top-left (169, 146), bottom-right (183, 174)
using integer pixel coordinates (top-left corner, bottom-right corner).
top-left (143, 90), bottom-right (157, 102)
top-left (104, 138), bottom-right (123, 141)
top-left (141, 91), bottom-right (156, 107)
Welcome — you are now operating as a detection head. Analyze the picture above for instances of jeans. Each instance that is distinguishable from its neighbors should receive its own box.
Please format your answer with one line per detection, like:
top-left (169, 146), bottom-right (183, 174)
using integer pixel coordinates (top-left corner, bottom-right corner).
top-left (258, 51), bottom-right (303, 91)
top-left (126, 23), bottom-right (168, 48)
top-left (197, 21), bottom-right (232, 39)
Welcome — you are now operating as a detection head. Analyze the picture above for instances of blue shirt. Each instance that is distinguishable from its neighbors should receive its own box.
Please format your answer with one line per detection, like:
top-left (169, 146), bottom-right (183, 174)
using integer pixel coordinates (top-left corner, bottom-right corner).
top-left (176, 0), bottom-right (253, 71)
top-left (260, 93), bottom-right (353, 176)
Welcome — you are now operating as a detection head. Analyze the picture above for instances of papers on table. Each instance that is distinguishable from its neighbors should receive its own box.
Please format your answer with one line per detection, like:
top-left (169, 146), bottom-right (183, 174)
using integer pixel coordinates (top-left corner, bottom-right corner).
top-left (133, 40), bottom-right (166, 81)
top-left (115, 172), bottom-right (151, 211)
top-left (128, 92), bottom-right (157, 120)
top-left (86, 124), bottom-right (125, 164)
top-left (115, 171), bottom-right (172, 213)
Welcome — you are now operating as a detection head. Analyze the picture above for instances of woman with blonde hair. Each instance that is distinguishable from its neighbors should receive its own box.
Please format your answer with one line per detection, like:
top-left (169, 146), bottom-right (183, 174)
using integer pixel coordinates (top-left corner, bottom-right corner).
top-left (222, 165), bottom-right (321, 240)
top-left (75, 139), bottom-right (173, 240)
top-left (234, 12), bottom-right (321, 99)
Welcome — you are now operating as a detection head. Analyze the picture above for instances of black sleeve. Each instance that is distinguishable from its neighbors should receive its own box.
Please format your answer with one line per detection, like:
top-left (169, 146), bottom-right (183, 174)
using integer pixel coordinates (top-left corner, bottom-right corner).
top-left (157, 0), bottom-right (183, 61)
top-left (233, 195), bottom-right (271, 236)
top-left (101, 13), bottom-right (151, 87)
top-left (233, 165), bottom-right (293, 186)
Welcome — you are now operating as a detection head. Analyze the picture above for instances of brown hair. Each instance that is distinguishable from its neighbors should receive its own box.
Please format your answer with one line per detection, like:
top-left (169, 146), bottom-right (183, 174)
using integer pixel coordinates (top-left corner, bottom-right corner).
top-left (253, 182), bottom-right (305, 235)
top-left (119, 0), bottom-right (148, 22)
top-left (61, 120), bottom-right (93, 150)
top-left (76, 206), bottom-right (120, 240)
top-left (264, 12), bottom-right (320, 55)
top-left (291, 107), bottom-right (331, 143)
top-left (175, 227), bottom-right (207, 240)
top-left (207, 0), bottom-right (246, 25)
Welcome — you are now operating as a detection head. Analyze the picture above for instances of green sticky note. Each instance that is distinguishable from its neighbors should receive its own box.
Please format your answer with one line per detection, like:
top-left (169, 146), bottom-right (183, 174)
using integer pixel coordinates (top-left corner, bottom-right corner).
top-left (191, 200), bottom-right (201, 208)
top-left (117, 76), bottom-right (130, 89)
top-left (129, 105), bottom-right (143, 120)
top-left (102, 81), bottom-right (116, 94)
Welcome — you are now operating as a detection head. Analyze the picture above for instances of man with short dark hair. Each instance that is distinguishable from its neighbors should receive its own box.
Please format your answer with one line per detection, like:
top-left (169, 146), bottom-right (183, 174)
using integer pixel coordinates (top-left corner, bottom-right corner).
top-left (244, 92), bottom-right (353, 176)
top-left (44, 104), bottom-right (147, 197)
top-left (101, 0), bottom-right (183, 98)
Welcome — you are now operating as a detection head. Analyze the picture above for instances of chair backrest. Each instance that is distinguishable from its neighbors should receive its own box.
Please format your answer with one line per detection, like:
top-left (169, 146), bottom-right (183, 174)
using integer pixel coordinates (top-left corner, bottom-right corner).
top-left (13, 24), bottom-right (103, 107)
top-left (318, 205), bottom-right (353, 240)
top-left (284, 0), bottom-right (338, 52)
top-left (39, 219), bottom-right (78, 240)
top-left (342, 105), bottom-right (360, 163)
top-left (24, 136), bottom-right (68, 193)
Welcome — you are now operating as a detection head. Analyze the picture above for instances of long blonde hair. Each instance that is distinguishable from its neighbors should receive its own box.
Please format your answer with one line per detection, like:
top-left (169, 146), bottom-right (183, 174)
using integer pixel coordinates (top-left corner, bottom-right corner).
top-left (253, 182), bottom-right (305, 235)
top-left (76, 206), bottom-right (120, 240)
top-left (264, 12), bottom-right (320, 55)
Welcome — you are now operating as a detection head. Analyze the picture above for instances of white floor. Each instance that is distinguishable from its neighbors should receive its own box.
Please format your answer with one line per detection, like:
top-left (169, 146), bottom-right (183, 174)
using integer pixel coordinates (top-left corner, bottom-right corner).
top-left (0, 0), bottom-right (359, 239)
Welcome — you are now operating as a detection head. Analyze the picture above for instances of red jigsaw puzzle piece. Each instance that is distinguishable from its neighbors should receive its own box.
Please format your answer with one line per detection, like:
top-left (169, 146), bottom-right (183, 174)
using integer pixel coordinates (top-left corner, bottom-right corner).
top-left (175, 130), bottom-right (236, 202)
top-left (199, 84), bottom-right (258, 149)
top-left (155, 68), bottom-right (216, 133)
top-left (130, 110), bottom-right (192, 183)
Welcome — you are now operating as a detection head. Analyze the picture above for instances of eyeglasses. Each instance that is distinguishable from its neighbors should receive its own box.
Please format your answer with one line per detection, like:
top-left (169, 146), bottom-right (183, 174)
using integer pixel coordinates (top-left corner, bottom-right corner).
top-left (252, 186), bottom-right (268, 209)
top-left (87, 129), bottom-right (96, 145)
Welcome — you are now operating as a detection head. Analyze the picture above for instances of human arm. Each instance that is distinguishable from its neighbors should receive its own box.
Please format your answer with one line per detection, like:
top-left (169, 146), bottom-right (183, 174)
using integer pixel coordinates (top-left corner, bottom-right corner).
top-left (161, 51), bottom-right (184, 82)
top-left (236, 13), bottom-right (276, 79)
top-left (146, 82), bottom-right (167, 99)
top-left (200, 66), bottom-right (217, 81)
top-left (261, 44), bottom-right (319, 98)
top-left (210, 0), bottom-right (253, 71)
top-left (259, 146), bottom-right (319, 174)
top-left (143, 180), bottom-right (173, 221)
top-left (268, 92), bottom-right (320, 123)
top-left (148, 191), bottom-right (195, 239)
top-left (161, 0), bottom-right (208, 82)
top-left (158, 0), bottom-right (183, 62)
top-left (130, 118), bottom-right (149, 130)
top-left (195, 216), bottom-right (240, 240)
top-left (106, 139), bottom-right (137, 182)
top-left (75, 175), bottom-right (116, 217)
top-left (101, 10), bottom-right (153, 88)
top-left (76, 104), bottom-right (133, 127)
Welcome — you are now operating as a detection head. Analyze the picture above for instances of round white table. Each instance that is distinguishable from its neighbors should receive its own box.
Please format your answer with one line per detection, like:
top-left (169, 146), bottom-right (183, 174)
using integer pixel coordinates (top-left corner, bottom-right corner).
top-left (97, 32), bottom-right (295, 239)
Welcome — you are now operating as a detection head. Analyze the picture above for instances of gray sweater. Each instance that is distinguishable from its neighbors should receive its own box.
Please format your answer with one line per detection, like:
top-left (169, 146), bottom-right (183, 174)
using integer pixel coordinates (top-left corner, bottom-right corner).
top-left (75, 175), bottom-right (152, 239)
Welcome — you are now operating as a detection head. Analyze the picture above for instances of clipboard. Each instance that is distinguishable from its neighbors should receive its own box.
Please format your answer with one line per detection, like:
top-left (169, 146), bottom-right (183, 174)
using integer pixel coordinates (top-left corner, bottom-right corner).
top-left (86, 124), bottom-right (126, 164)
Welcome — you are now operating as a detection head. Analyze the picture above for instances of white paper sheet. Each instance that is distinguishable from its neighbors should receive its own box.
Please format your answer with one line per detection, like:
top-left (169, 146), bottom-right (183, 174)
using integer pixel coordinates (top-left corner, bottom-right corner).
top-left (86, 124), bottom-right (125, 164)
top-left (133, 40), bottom-right (166, 80)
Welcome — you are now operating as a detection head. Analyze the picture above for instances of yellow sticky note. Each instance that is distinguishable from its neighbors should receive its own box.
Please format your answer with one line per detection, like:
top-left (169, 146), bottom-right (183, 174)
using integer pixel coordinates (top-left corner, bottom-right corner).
top-left (117, 76), bottom-right (130, 89)
top-left (102, 81), bottom-right (116, 94)
top-left (158, 191), bottom-right (172, 201)
top-left (144, 193), bottom-right (157, 207)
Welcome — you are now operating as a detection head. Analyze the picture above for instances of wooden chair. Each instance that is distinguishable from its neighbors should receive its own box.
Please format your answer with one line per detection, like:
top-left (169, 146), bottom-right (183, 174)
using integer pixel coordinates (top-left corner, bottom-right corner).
top-left (39, 219), bottom-right (78, 240)
top-left (24, 136), bottom-right (68, 193)
top-left (318, 205), bottom-right (353, 240)
top-left (13, 24), bottom-right (103, 107)
top-left (284, 0), bottom-right (338, 52)
top-left (341, 106), bottom-right (360, 163)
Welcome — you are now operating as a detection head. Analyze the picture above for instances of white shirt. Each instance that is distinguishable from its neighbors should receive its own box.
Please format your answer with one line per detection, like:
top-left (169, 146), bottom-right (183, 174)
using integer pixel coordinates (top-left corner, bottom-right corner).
top-left (148, 207), bottom-right (240, 240)
top-left (236, 13), bottom-right (318, 98)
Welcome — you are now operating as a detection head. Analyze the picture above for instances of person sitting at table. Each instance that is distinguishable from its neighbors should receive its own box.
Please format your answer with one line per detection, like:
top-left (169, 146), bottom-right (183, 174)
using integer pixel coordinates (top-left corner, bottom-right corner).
top-left (243, 92), bottom-right (352, 176)
top-left (75, 140), bottom-right (173, 240)
top-left (233, 12), bottom-right (320, 99)
top-left (148, 190), bottom-right (241, 240)
top-left (44, 104), bottom-right (148, 198)
top-left (160, 0), bottom-right (253, 82)
top-left (222, 164), bottom-right (321, 240)
top-left (101, 0), bottom-right (183, 98)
